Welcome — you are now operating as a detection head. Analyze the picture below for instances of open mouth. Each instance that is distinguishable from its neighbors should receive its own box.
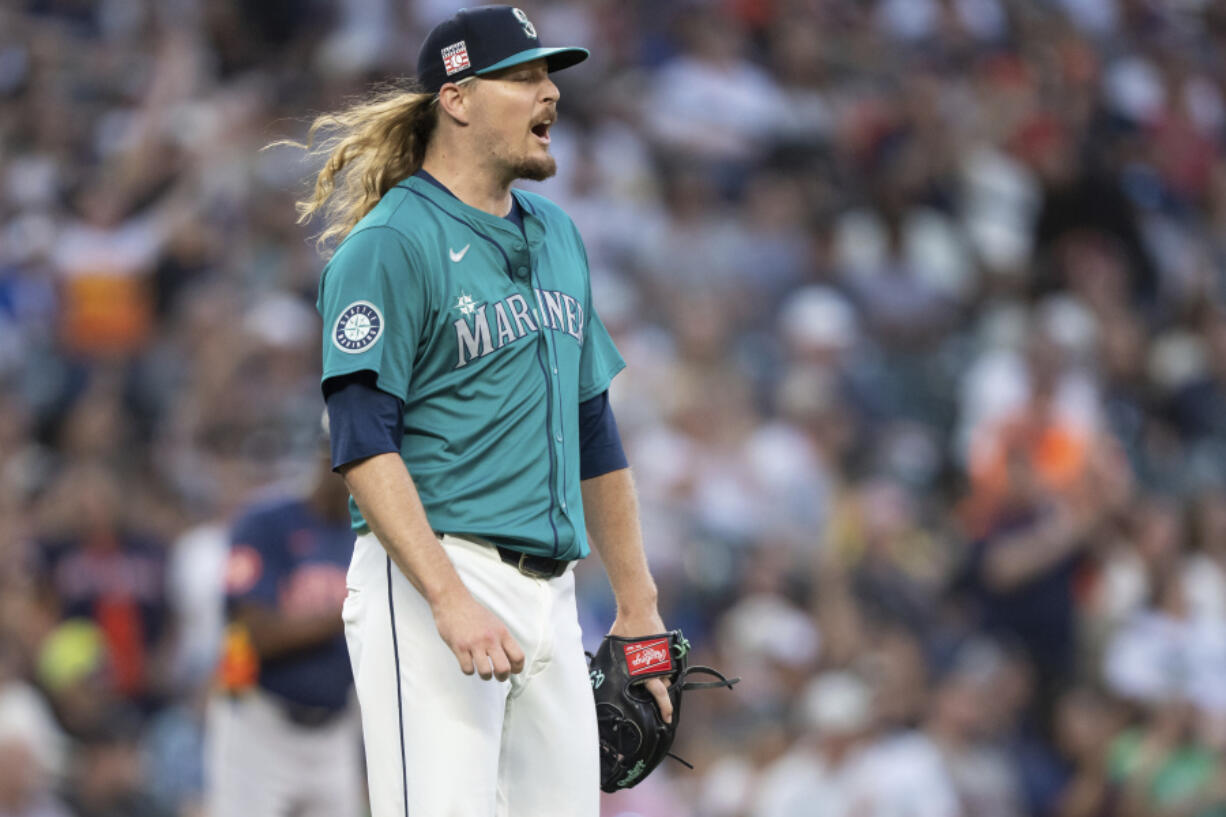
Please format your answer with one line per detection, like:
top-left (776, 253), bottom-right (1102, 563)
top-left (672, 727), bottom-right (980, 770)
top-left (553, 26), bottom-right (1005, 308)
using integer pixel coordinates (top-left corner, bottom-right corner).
top-left (531, 119), bottom-right (552, 144)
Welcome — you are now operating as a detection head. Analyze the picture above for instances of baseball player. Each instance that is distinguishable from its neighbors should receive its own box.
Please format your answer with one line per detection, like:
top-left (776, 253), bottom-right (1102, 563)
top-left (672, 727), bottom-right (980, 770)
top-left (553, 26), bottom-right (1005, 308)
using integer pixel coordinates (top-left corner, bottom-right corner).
top-left (206, 435), bottom-right (363, 817)
top-left (304, 6), bottom-right (672, 816)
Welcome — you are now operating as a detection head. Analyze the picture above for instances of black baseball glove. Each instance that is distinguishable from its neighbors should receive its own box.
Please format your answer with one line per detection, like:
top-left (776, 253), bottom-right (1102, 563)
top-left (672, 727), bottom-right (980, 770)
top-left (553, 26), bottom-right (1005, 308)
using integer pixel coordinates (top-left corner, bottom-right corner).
top-left (587, 629), bottom-right (739, 792)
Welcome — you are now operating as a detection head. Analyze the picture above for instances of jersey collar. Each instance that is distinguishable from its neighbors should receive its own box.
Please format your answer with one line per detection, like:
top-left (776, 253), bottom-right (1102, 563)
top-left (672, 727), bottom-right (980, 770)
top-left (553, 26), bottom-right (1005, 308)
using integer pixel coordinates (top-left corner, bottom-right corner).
top-left (398, 175), bottom-right (539, 243)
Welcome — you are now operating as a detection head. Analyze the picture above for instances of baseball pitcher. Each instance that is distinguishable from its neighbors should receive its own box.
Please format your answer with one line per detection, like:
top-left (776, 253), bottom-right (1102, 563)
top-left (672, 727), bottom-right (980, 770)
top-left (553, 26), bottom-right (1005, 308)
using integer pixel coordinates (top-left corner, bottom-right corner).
top-left (301, 7), bottom-right (675, 816)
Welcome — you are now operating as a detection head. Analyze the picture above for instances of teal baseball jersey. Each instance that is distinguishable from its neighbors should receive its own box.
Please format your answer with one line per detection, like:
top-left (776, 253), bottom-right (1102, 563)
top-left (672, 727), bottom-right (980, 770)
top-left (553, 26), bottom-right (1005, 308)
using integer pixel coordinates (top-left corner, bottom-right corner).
top-left (316, 175), bottom-right (624, 561)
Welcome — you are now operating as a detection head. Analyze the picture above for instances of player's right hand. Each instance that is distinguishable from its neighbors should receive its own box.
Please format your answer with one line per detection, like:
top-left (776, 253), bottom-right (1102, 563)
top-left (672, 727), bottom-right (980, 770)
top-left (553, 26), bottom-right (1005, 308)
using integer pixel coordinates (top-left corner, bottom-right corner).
top-left (431, 592), bottom-right (525, 681)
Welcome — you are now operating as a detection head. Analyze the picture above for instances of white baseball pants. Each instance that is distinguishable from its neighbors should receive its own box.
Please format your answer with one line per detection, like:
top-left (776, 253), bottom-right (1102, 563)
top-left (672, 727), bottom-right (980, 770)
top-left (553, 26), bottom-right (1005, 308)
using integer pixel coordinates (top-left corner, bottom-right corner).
top-left (343, 532), bottom-right (600, 817)
top-left (205, 688), bottom-right (364, 817)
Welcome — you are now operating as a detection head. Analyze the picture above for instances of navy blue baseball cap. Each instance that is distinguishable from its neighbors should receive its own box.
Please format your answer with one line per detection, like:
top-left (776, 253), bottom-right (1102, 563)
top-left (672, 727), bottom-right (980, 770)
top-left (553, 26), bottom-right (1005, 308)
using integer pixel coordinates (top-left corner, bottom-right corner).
top-left (417, 6), bottom-right (589, 94)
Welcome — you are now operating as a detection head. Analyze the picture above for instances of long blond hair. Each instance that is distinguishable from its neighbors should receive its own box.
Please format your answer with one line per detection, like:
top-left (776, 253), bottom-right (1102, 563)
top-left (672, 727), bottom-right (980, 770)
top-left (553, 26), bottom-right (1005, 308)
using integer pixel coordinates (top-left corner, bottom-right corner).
top-left (280, 80), bottom-right (443, 254)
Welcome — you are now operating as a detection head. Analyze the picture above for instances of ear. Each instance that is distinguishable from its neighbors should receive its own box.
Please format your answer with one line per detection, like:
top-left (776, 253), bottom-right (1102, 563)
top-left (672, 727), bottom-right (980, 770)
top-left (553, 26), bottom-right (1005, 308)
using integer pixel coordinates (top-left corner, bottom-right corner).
top-left (436, 81), bottom-right (472, 126)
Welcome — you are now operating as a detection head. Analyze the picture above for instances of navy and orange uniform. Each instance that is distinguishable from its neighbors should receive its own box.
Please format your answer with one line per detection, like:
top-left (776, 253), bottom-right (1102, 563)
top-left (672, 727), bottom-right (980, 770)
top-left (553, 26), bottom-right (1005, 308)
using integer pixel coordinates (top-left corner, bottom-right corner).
top-left (219, 496), bottom-right (354, 711)
top-left (39, 531), bottom-right (168, 700)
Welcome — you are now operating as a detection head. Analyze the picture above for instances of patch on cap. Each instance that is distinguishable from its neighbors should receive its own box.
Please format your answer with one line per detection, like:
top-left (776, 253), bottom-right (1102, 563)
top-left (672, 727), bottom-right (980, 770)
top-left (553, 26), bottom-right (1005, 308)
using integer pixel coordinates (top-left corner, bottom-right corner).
top-left (442, 41), bottom-right (471, 75)
top-left (512, 8), bottom-right (537, 38)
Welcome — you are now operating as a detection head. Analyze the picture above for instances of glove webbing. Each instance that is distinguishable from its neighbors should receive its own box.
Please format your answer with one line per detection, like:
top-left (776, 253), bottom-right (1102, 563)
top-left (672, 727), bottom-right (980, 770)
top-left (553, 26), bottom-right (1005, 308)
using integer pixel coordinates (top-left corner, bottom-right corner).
top-left (664, 664), bottom-right (740, 770)
top-left (677, 664), bottom-right (740, 691)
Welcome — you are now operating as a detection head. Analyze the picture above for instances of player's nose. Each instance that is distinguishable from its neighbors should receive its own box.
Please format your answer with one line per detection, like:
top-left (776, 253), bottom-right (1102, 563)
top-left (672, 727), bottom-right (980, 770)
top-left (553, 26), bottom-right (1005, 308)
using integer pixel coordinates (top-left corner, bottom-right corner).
top-left (541, 76), bottom-right (559, 105)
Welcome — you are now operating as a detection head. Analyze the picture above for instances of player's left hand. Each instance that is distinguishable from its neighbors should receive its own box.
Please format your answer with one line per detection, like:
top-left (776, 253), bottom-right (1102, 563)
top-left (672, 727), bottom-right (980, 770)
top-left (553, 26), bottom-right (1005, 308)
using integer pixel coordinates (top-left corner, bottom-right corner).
top-left (608, 611), bottom-right (673, 724)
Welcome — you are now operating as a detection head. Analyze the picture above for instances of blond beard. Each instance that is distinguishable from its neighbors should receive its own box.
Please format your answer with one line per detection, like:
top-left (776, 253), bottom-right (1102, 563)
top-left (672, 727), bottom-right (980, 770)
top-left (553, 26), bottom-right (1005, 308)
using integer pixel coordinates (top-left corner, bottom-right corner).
top-left (511, 152), bottom-right (557, 182)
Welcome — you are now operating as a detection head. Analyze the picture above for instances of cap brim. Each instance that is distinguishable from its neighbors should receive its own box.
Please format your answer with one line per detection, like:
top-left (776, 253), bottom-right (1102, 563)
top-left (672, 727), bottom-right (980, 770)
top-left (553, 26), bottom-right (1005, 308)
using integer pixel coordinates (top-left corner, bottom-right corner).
top-left (475, 46), bottom-right (589, 77)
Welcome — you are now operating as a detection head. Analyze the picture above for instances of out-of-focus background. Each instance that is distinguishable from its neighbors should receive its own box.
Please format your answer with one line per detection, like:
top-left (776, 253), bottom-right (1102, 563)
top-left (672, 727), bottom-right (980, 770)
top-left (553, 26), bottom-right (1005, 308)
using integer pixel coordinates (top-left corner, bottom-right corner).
top-left (4, 0), bottom-right (1226, 815)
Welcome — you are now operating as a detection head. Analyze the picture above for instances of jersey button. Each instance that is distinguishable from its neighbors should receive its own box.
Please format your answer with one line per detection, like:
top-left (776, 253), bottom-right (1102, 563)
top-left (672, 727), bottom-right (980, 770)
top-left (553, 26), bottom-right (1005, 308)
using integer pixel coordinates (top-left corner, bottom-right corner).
top-left (517, 266), bottom-right (529, 278)
top-left (555, 431), bottom-right (563, 443)
top-left (514, 242), bottom-right (525, 251)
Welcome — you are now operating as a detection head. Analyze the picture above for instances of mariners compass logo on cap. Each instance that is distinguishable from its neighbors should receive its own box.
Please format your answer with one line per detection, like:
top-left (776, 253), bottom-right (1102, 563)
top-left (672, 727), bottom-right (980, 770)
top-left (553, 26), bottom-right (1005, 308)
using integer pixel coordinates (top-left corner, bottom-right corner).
top-left (417, 5), bottom-right (588, 93)
top-left (511, 8), bottom-right (536, 37)
top-left (333, 301), bottom-right (383, 353)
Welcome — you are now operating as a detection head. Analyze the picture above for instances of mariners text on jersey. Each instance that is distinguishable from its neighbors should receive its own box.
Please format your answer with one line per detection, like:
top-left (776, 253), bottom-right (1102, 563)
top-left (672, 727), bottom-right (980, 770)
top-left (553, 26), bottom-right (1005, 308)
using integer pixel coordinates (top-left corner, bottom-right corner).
top-left (453, 287), bottom-right (584, 368)
top-left (316, 175), bottom-right (624, 561)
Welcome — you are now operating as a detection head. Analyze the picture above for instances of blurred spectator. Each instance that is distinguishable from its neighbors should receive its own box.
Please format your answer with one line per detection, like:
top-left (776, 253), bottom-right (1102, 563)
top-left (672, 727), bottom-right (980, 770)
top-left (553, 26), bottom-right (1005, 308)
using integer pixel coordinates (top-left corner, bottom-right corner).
top-left (1183, 487), bottom-right (1226, 624)
top-left (0, 642), bottom-right (70, 817)
top-left (926, 642), bottom-right (1025, 817)
top-left (36, 620), bottom-right (120, 740)
top-left (752, 670), bottom-right (878, 817)
top-left (1106, 699), bottom-right (1226, 817)
top-left (834, 201), bottom-right (967, 352)
top-left (756, 668), bottom-right (964, 817)
top-left (641, 9), bottom-right (790, 173)
top-left (62, 712), bottom-right (172, 817)
top-left (826, 478), bottom-right (953, 629)
top-left (141, 685), bottom-right (206, 817)
top-left (33, 464), bottom-right (172, 708)
top-left (1051, 687), bottom-right (1125, 817)
top-left (0, 737), bottom-right (71, 817)
top-left (1102, 556), bottom-right (1226, 723)
top-left (955, 434), bottom-right (1131, 722)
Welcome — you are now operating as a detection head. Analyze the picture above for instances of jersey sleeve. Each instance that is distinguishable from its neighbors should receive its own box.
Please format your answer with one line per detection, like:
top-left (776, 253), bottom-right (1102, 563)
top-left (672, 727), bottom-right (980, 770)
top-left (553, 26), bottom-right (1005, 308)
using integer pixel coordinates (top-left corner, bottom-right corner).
top-left (576, 240), bottom-right (626, 403)
top-left (224, 510), bottom-right (283, 609)
top-left (317, 226), bottom-right (428, 401)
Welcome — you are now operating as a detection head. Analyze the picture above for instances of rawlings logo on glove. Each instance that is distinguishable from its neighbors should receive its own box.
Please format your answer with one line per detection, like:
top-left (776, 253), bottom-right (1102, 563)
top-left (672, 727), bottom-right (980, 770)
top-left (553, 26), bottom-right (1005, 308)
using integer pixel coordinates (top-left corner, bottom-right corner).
top-left (625, 639), bottom-right (671, 676)
top-left (587, 629), bottom-right (739, 793)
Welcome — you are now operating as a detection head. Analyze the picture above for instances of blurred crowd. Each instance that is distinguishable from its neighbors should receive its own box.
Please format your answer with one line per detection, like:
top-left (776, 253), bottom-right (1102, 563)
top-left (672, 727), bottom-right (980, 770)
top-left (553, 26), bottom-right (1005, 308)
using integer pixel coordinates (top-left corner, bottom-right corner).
top-left (3, 0), bottom-right (1226, 815)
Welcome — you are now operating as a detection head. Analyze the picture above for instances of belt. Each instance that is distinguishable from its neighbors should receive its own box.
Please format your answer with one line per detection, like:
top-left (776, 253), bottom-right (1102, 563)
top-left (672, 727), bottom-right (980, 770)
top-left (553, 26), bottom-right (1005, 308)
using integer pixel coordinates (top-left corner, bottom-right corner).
top-left (278, 698), bottom-right (346, 728)
top-left (228, 690), bottom-right (347, 729)
top-left (495, 545), bottom-right (569, 579)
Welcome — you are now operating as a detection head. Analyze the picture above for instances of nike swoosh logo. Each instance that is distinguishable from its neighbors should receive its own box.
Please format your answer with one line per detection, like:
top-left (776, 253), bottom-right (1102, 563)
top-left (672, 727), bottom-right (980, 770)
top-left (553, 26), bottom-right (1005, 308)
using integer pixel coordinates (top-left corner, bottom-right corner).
top-left (449, 244), bottom-right (470, 262)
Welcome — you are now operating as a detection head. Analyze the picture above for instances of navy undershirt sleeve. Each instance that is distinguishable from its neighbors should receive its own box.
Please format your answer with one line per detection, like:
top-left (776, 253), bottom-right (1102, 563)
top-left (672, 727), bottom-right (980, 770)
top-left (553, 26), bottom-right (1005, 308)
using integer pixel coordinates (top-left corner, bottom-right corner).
top-left (579, 391), bottom-right (628, 480)
top-left (323, 371), bottom-right (404, 471)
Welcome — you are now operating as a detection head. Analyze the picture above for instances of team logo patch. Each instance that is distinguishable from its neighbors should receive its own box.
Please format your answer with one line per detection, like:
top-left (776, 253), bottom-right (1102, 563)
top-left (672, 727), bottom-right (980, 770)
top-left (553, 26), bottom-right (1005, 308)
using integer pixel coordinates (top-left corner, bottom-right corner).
top-left (224, 545), bottom-right (263, 595)
top-left (333, 300), bottom-right (383, 353)
top-left (623, 638), bottom-right (672, 678)
top-left (442, 41), bottom-right (471, 75)
top-left (512, 8), bottom-right (537, 38)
